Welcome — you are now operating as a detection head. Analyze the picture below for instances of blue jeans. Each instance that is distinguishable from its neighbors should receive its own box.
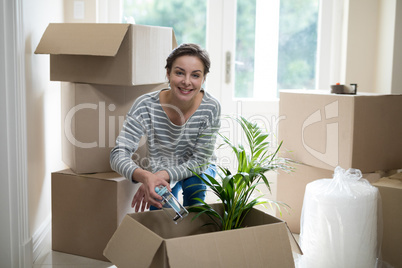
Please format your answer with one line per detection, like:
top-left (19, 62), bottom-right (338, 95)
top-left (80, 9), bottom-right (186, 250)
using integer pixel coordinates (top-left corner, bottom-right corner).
top-left (150, 164), bottom-right (216, 210)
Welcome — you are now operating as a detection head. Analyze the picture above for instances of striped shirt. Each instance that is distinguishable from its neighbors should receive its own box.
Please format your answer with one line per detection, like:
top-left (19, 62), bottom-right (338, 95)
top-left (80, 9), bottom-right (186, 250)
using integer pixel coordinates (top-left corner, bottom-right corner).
top-left (110, 88), bottom-right (221, 186)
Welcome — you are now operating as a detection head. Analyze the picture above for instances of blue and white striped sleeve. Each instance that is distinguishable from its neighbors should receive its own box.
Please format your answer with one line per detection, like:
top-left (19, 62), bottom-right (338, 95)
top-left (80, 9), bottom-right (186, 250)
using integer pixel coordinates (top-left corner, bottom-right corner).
top-left (110, 100), bottom-right (147, 182)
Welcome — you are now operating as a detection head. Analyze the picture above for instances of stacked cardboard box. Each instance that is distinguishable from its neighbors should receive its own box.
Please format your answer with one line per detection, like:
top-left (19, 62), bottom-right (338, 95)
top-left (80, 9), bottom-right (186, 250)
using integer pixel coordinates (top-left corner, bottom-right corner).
top-left (277, 90), bottom-right (402, 234)
top-left (372, 172), bottom-right (402, 268)
top-left (60, 82), bottom-right (166, 173)
top-left (51, 170), bottom-right (139, 261)
top-left (277, 90), bottom-right (402, 267)
top-left (35, 23), bottom-right (177, 261)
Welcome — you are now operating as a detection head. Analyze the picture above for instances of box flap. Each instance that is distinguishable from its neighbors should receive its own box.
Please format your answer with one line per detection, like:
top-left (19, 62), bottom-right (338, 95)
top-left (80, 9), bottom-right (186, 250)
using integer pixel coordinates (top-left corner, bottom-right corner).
top-left (286, 223), bottom-right (303, 255)
top-left (373, 177), bottom-right (402, 189)
top-left (35, 23), bottom-right (130, 56)
top-left (53, 169), bottom-right (126, 182)
top-left (84, 172), bottom-right (126, 181)
top-left (103, 214), bottom-right (163, 268)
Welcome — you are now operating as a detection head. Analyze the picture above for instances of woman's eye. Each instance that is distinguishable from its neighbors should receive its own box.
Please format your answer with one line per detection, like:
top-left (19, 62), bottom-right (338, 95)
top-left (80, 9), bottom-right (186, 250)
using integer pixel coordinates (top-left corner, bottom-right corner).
top-left (175, 71), bottom-right (183, 76)
top-left (192, 74), bottom-right (200, 78)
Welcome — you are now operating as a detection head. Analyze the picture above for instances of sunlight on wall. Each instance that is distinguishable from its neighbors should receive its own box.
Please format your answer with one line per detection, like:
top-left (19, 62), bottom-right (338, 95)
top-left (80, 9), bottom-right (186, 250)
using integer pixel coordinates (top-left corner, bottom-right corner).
top-left (24, 0), bottom-right (66, 237)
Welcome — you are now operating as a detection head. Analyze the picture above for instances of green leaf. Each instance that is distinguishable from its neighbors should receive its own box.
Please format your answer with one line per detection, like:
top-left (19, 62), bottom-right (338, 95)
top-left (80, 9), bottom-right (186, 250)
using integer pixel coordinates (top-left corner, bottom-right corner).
top-left (187, 115), bottom-right (291, 231)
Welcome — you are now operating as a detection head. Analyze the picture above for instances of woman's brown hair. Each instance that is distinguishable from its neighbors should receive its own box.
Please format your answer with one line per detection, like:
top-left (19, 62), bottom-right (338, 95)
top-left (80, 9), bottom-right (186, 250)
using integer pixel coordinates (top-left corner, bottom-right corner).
top-left (165, 43), bottom-right (211, 75)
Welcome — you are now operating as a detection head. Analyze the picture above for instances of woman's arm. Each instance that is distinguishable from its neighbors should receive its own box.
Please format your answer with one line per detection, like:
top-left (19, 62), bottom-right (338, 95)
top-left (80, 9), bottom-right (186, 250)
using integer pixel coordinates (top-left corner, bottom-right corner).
top-left (110, 113), bottom-right (145, 181)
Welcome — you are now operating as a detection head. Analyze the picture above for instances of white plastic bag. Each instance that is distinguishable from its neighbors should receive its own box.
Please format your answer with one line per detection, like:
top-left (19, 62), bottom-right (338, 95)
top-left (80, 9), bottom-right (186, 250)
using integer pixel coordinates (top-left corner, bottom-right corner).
top-left (296, 166), bottom-right (382, 268)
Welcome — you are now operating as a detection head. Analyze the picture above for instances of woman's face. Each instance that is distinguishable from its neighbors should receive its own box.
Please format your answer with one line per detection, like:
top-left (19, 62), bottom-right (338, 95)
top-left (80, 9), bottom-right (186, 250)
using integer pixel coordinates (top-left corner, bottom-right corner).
top-left (167, 55), bottom-right (206, 103)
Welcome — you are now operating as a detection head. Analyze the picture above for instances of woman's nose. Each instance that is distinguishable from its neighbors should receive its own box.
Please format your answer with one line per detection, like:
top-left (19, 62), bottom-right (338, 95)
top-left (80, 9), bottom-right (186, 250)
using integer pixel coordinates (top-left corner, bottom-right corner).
top-left (182, 76), bottom-right (191, 86)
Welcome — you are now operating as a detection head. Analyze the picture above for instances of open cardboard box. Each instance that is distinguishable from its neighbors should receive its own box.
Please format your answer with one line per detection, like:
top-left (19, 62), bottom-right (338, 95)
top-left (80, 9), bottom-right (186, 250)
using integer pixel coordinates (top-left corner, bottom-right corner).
top-left (35, 23), bottom-right (177, 86)
top-left (104, 204), bottom-right (302, 268)
top-left (278, 90), bottom-right (402, 173)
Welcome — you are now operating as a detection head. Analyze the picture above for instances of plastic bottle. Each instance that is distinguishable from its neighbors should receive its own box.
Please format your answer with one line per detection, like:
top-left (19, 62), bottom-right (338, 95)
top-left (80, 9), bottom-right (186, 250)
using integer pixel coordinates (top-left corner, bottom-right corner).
top-left (155, 185), bottom-right (189, 223)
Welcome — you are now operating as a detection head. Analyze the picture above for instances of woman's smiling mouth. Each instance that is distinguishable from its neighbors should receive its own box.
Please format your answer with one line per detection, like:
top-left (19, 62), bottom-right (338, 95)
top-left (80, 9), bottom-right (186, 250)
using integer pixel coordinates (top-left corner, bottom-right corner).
top-left (179, 87), bottom-right (193, 94)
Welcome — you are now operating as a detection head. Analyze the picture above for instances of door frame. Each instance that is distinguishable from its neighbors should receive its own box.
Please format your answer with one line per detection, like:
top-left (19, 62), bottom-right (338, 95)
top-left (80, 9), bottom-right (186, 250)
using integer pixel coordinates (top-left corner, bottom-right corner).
top-left (0, 0), bottom-right (31, 267)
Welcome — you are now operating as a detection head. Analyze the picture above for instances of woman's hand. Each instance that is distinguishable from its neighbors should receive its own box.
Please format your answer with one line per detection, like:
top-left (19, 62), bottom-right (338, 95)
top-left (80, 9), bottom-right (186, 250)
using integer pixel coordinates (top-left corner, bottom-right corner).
top-left (132, 184), bottom-right (151, 212)
top-left (131, 169), bottom-right (170, 212)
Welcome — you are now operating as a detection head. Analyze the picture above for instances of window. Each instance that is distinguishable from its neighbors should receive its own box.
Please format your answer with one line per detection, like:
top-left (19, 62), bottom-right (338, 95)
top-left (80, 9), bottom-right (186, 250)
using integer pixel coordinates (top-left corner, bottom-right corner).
top-left (121, 0), bottom-right (327, 103)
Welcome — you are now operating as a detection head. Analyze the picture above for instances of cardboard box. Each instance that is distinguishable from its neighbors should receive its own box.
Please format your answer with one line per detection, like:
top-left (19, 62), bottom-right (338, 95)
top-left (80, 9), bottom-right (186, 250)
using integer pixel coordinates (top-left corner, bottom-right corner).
top-left (35, 23), bottom-right (177, 86)
top-left (373, 173), bottom-right (402, 268)
top-left (52, 169), bottom-right (138, 261)
top-left (277, 164), bottom-right (334, 234)
top-left (61, 82), bottom-right (166, 174)
top-left (103, 205), bottom-right (302, 268)
top-left (277, 163), bottom-right (382, 233)
top-left (278, 90), bottom-right (402, 173)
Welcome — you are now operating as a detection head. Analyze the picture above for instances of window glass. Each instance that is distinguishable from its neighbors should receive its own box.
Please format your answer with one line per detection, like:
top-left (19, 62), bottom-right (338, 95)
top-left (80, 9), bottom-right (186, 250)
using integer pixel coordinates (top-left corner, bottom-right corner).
top-left (277, 0), bottom-right (319, 90)
top-left (235, 0), bottom-right (256, 98)
top-left (122, 0), bottom-right (207, 48)
top-left (234, 0), bottom-right (319, 98)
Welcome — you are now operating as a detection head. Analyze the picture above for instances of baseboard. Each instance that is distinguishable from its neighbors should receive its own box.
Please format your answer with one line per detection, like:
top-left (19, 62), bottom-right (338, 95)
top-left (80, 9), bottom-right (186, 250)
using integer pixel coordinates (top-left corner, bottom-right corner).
top-left (32, 215), bottom-right (51, 262)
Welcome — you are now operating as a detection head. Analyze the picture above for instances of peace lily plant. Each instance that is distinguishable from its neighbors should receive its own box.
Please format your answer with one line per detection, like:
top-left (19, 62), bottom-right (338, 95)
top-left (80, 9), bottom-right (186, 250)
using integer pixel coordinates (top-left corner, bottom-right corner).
top-left (188, 116), bottom-right (292, 231)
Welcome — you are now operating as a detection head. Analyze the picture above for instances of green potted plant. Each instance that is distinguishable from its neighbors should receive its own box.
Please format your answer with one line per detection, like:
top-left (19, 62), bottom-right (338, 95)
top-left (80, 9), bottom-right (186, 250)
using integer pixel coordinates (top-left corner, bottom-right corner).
top-left (188, 116), bottom-right (292, 231)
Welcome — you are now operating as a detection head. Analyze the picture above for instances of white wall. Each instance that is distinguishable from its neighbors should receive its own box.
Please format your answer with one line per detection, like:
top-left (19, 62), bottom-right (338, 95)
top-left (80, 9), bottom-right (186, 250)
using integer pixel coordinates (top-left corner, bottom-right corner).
top-left (344, 0), bottom-right (380, 92)
top-left (345, 0), bottom-right (401, 94)
top-left (23, 0), bottom-right (66, 260)
top-left (375, 0), bottom-right (396, 93)
top-left (23, 0), bottom-right (121, 262)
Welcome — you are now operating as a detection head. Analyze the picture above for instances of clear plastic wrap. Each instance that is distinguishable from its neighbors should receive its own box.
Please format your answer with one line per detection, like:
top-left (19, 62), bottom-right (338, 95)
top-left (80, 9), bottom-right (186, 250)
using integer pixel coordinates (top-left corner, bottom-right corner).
top-left (296, 166), bottom-right (383, 268)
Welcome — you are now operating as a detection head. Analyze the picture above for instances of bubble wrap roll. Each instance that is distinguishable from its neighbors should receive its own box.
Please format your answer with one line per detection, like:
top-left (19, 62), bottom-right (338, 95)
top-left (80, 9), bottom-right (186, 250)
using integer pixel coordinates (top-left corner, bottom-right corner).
top-left (297, 167), bottom-right (380, 268)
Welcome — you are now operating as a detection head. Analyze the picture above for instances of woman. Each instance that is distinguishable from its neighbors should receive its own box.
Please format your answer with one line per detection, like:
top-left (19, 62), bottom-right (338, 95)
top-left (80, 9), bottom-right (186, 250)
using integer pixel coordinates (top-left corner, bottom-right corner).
top-left (110, 43), bottom-right (221, 212)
